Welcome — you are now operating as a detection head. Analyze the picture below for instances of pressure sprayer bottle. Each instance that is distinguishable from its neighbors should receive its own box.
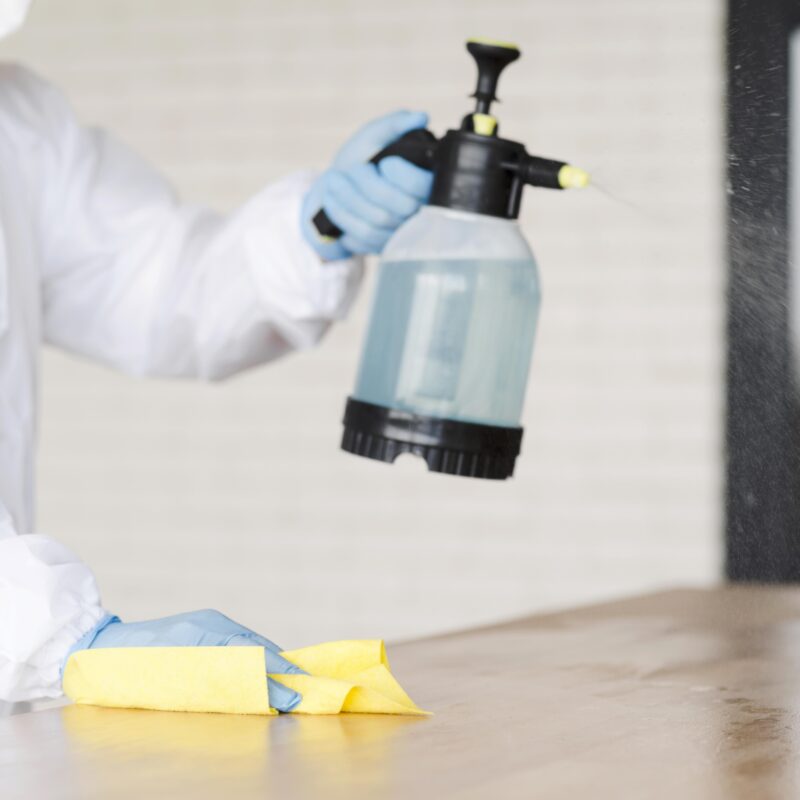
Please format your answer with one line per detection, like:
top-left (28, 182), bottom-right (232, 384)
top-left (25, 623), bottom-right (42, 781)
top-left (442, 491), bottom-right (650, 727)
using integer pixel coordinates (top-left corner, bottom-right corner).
top-left (314, 39), bottom-right (589, 480)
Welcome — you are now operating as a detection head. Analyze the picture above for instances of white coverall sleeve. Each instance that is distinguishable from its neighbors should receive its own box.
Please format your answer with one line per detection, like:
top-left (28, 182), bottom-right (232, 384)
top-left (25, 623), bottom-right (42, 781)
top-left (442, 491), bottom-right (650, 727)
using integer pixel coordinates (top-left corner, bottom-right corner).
top-left (32, 71), bottom-right (363, 379)
top-left (0, 507), bottom-right (105, 702)
top-left (0, 68), bottom-right (363, 703)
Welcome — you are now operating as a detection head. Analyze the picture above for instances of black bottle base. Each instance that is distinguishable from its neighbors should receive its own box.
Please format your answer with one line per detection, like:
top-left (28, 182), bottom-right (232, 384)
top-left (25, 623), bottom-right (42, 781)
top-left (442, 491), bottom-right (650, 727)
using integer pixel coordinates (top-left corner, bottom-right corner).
top-left (341, 397), bottom-right (523, 480)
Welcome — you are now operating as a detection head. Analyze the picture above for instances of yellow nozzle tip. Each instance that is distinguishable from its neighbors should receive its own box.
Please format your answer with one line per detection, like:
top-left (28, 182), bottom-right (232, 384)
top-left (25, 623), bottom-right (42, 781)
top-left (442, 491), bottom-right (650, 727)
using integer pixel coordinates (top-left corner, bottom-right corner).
top-left (558, 165), bottom-right (591, 189)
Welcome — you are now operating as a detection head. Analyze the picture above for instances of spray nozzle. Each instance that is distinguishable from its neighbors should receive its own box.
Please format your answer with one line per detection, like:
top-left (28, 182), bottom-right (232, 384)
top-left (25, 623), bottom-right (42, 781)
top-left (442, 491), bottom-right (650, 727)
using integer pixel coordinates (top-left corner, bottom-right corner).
top-left (513, 155), bottom-right (591, 191)
top-left (466, 38), bottom-right (521, 115)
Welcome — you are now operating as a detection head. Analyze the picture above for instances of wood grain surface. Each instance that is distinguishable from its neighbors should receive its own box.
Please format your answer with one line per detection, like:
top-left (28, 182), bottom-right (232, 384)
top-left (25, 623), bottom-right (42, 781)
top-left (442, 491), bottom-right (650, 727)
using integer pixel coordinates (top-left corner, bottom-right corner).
top-left (4, 587), bottom-right (800, 799)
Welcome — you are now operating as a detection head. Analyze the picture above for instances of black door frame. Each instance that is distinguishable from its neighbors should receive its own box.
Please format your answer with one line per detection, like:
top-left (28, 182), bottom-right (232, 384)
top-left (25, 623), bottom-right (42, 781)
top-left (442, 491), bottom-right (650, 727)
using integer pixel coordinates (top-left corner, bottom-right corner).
top-left (726, 0), bottom-right (800, 580)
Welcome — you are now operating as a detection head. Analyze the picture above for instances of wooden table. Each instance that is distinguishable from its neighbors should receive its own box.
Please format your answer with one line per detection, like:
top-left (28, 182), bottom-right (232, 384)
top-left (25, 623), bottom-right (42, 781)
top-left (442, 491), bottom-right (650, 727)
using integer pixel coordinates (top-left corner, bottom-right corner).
top-left (4, 587), bottom-right (800, 799)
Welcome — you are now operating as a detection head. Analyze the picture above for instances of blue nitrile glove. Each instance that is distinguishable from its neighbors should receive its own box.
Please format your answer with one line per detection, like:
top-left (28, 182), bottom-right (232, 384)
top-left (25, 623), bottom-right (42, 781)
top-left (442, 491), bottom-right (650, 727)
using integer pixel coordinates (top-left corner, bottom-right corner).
top-left (64, 610), bottom-right (303, 712)
top-left (301, 109), bottom-right (434, 261)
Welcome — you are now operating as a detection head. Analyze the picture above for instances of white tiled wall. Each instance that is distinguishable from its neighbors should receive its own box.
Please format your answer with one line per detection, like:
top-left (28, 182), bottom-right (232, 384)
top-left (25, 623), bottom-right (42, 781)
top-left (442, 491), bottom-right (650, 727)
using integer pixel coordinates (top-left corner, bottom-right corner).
top-left (5, 0), bottom-right (724, 647)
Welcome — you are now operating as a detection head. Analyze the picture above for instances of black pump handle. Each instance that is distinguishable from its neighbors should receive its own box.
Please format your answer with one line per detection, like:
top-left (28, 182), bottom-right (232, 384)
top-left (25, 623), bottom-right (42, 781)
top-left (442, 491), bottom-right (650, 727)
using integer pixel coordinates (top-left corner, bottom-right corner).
top-left (312, 128), bottom-right (438, 242)
top-left (466, 40), bottom-right (520, 114)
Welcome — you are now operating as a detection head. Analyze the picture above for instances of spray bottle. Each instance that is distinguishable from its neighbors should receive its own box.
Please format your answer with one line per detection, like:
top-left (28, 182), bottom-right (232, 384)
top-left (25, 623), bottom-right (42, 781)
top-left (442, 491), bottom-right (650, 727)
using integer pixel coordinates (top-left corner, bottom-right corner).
top-left (314, 39), bottom-right (588, 479)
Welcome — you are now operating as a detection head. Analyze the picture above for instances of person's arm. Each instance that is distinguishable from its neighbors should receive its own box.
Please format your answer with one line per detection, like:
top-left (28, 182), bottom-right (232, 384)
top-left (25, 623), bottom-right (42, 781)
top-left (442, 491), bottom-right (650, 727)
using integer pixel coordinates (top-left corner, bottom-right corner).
top-left (0, 505), bottom-right (301, 709)
top-left (23, 67), bottom-right (362, 380)
top-left (0, 68), bottom-right (431, 703)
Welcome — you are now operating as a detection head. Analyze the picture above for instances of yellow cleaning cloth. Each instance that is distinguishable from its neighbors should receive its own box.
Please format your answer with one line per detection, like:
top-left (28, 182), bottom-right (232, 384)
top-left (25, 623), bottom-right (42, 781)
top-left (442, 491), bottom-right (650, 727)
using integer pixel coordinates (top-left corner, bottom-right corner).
top-left (63, 640), bottom-right (427, 717)
top-left (63, 646), bottom-right (274, 715)
top-left (274, 640), bottom-right (426, 715)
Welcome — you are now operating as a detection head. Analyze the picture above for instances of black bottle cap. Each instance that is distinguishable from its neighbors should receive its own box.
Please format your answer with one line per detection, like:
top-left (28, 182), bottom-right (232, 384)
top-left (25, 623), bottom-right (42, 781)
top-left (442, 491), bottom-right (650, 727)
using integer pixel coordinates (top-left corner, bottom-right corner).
top-left (429, 129), bottom-right (528, 219)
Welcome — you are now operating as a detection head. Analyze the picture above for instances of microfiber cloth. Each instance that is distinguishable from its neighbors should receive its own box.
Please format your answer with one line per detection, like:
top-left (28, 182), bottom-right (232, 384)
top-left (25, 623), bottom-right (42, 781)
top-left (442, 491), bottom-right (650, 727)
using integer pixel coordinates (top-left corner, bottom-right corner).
top-left (63, 640), bottom-right (427, 716)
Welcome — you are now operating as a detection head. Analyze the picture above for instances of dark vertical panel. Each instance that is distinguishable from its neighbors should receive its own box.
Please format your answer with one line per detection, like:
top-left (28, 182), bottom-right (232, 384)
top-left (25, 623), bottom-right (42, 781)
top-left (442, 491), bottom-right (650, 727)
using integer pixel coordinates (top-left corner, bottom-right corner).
top-left (726, 0), bottom-right (800, 580)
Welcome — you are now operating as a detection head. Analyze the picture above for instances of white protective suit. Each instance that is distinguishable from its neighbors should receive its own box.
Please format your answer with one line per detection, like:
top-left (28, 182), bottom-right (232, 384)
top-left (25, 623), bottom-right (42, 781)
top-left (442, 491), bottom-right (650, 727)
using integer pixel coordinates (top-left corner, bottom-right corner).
top-left (0, 65), bottom-right (362, 702)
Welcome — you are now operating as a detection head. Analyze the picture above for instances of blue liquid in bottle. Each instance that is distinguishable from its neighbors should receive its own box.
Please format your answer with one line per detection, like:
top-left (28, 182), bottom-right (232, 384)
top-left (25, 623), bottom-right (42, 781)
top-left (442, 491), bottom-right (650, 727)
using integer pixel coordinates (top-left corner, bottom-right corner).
top-left (353, 257), bottom-right (540, 427)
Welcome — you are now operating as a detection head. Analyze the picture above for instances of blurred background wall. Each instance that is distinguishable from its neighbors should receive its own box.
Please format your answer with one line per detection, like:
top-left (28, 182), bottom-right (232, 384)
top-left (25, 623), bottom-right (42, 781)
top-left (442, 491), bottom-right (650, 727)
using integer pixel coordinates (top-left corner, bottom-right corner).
top-left (4, 0), bottom-right (724, 647)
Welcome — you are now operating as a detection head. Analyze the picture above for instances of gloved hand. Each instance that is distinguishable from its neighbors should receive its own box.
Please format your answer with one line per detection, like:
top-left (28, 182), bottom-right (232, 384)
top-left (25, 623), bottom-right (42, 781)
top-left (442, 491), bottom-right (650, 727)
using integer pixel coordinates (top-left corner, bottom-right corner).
top-left (301, 109), bottom-right (434, 261)
top-left (65, 610), bottom-right (303, 712)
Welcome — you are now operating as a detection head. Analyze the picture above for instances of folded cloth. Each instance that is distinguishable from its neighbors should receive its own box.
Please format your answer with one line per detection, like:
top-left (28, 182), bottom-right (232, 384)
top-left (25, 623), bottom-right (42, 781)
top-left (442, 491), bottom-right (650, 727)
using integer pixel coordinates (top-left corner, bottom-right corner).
top-left (273, 640), bottom-right (426, 715)
top-left (62, 639), bottom-right (427, 717)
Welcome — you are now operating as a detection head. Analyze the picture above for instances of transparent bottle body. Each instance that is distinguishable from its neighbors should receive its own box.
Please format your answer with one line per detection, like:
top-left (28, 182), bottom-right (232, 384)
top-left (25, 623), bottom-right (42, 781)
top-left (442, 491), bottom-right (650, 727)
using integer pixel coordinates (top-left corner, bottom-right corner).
top-left (352, 207), bottom-right (541, 427)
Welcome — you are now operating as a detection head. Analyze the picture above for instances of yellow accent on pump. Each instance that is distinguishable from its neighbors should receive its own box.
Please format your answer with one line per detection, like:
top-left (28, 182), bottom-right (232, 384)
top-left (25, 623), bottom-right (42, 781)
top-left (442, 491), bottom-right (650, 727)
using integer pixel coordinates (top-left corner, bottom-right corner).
top-left (467, 37), bottom-right (520, 51)
top-left (558, 165), bottom-right (591, 189)
top-left (472, 113), bottom-right (497, 136)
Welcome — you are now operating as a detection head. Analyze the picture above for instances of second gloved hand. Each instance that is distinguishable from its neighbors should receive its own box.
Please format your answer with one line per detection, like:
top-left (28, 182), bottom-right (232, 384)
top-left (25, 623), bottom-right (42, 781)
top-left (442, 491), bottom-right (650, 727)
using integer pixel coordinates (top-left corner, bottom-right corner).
top-left (66, 610), bottom-right (303, 712)
top-left (301, 109), bottom-right (434, 261)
